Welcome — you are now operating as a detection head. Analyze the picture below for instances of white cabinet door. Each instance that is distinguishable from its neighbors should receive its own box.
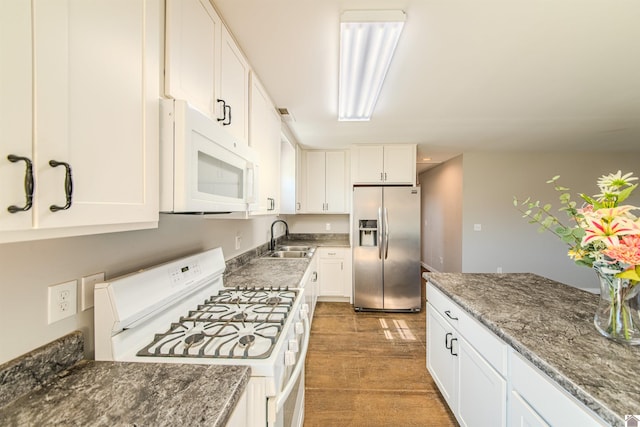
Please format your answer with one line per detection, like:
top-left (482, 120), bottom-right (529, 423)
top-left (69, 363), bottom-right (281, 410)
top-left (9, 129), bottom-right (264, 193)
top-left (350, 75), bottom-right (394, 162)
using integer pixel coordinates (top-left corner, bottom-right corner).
top-left (0, 0), bottom-right (33, 231)
top-left (509, 391), bottom-right (550, 427)
top-left (304, 151), bottom-right (327, 213)
top-left (164, 0), bottom-right (219, 119)
top-left (219, 25), bottom-right (249, 146)
top-left (457, 337), bottom-right (507, 427)
top-left (352, 145), bottom-right (384, 183)
top-left (249, 74), bottom-right (281, 214)
top-left (426, 305), bottom-right (458, 409)
top-left (302, 150), bottom-right (348, 214)
top-left (325, 151), bottom-right (347, 213)
top-left (33, 0), bottom-right (159, 230)
top-left (383, 144), bottom-right (416, 184)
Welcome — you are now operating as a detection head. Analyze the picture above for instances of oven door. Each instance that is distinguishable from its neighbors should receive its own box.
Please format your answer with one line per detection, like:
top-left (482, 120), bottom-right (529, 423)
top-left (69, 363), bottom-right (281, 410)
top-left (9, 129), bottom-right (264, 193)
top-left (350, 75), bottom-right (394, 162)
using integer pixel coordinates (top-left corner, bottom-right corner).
top-left (267, 312), bottom-right (310, 427)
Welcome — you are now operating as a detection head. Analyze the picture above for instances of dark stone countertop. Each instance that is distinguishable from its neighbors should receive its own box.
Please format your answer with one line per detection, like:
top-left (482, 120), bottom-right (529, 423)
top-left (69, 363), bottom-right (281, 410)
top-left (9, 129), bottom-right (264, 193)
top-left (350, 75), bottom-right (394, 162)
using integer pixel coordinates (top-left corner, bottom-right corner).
top-left (426, 272), bottom-right (640, 426)
top-left (0, 332), bottom-right (250, 426)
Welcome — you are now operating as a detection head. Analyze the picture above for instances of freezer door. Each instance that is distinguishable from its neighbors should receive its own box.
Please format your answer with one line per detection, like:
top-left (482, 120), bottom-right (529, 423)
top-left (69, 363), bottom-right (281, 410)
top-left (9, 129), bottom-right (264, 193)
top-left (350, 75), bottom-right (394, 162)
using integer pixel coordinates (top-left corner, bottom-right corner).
top-left (383, 187), bottom-right (421, 311)
top-left (352, 186), bottom-right (384, 309)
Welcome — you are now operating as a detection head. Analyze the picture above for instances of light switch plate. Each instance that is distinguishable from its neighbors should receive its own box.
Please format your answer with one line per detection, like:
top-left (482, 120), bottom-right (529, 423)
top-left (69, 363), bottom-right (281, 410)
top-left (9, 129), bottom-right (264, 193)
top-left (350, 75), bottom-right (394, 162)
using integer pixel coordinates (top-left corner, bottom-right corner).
top-left (81, 272), bottom-right (105, 311)
top-left (48, 280), bottom-right (77, 324)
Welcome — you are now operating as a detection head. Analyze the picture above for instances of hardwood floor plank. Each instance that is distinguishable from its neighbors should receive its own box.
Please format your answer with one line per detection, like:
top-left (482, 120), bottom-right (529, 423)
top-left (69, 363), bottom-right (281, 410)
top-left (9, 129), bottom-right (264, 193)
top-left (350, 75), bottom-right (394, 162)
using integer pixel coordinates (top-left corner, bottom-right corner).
top-left (304, 302), bottom-right (457, 426)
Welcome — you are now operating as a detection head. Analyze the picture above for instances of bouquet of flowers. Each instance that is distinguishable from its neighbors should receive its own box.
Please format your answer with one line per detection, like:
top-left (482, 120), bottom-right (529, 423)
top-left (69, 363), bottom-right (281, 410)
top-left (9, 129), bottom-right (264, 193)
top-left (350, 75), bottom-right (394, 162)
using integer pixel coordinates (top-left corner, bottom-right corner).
top-left (514, 171), bottom-right (640, 343)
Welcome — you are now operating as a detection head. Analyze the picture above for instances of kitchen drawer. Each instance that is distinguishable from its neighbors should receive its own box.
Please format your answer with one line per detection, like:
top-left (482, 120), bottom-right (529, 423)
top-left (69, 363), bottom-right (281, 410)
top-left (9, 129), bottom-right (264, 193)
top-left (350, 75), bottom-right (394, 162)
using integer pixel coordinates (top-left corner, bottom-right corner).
top-left (318, 248), bottom-right (345, 258)
top-left (427, 283), bottom-right (507, 375)
top-left (510, 350), bottom-right (606, 427)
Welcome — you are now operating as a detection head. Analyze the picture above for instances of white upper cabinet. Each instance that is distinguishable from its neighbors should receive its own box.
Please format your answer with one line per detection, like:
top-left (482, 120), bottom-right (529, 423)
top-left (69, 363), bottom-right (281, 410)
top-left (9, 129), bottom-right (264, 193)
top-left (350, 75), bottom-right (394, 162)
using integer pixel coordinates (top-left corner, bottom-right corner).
top-left (165, 1), bottom-right (249, 146)
top-left (0, 0), bottom-right (33, 232)
top-left (165, 0), bottom-right (220, 118)
top-left (302, 150), bottom-right (349, 214)
top-left (218, 25), bottom-right (250, 146)
top-left (249, 74), bottom-right (281, 215)
top-left (351, 144), bottom-right (416, 185)
top-left (0, 0), bottom-right (160, 243)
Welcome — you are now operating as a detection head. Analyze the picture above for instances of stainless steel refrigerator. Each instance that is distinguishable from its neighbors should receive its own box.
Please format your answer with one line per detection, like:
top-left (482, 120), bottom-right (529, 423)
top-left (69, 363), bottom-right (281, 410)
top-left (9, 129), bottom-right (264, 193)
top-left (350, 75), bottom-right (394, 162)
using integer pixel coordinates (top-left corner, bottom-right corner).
top-left (352, 186), bottom-right (421, 312)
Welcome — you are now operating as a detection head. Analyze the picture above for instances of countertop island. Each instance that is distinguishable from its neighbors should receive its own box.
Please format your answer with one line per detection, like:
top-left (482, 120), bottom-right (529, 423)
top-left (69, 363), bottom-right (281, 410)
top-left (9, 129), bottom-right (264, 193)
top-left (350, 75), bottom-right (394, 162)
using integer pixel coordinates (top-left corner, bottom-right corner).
top-left (426, 272), bottom-right (640, 426)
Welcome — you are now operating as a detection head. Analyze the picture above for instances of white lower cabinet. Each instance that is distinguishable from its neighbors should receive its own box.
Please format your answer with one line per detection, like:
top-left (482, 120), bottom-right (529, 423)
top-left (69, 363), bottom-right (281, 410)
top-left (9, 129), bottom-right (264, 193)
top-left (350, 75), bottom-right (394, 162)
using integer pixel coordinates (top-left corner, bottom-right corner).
top-left (317, 247), bottom-right (351, 300)
top-left (427, 282), bottom-right (608, 427)
top-left (426, 296), bottom-right (506, 427)
top-left (509, 390), bottom-right (549, 427)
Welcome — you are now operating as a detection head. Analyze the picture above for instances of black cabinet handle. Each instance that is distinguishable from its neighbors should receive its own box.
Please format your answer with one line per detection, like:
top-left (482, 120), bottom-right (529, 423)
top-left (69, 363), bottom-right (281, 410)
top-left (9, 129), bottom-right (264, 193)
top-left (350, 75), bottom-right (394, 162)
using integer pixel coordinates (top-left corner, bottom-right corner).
top-left (216, 99), bottom-right (227, 123)
top-left (444, 310), bottom-right (458, 321)
top-left (450, 338), bottom-right (458, 356)
top-left (49, 160), bottom-right (73, 212)
top-left (223, 104), bottom-right (231, 126)
top-left (7, 154), bottom-right (34, 213)
top-left (445, 332), bottom-right (453, 350)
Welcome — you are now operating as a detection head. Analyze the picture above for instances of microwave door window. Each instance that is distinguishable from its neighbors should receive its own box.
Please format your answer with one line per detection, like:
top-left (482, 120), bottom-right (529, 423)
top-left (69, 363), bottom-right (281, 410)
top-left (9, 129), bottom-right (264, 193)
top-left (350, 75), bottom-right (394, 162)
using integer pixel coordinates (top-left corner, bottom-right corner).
top-left (197, 151), bottom-right (243, 199)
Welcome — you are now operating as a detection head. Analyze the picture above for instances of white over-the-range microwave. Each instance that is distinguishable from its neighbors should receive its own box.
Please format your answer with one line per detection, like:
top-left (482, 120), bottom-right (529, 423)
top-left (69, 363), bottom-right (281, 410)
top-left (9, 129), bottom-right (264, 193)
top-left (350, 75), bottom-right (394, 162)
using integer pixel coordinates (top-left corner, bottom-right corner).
top-left (160, 99), bottom-right (259, 214)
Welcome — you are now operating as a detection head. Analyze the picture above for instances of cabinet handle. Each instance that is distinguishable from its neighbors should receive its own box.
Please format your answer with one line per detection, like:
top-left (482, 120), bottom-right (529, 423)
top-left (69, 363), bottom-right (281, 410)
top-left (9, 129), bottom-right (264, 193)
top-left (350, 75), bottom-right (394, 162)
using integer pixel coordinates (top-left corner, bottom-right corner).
top-left (380, 172), bottom-right (384, 181)
top-left (296, 202), bottom-right (301, 211)
top-left (450, 338), bottom-right (458, 356)
top-left (444, 310), bottom-right (458, 321)
top-left (216, 99), bottom-right (227, 123)
top-left (7, 155), bottom-right (34, 213)
top-left (445, 332), bottom-right (453, 350)
top-left (223, 105), bottom-right (232, 126)
top-left (312, 272), bottom-right (317, 282)
top-left (271, 198), bottom-right (275, 210)
top-left (384, 172), bottom-right (387, 181)
top-left (49, 160), bottom-right (73, 212)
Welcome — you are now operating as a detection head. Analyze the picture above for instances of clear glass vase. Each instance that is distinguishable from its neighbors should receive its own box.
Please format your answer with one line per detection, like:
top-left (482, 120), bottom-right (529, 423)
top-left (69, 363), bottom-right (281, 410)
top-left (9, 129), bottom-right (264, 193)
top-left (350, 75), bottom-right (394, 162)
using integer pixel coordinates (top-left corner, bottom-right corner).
top-left (593, 268), bottom-right (640, 345)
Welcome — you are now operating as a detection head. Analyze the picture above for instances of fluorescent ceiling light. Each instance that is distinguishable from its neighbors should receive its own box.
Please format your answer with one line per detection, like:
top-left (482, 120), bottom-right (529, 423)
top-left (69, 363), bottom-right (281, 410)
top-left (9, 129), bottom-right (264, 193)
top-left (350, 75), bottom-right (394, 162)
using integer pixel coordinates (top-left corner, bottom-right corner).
top-left (339, 10), bottom-right (406, 121)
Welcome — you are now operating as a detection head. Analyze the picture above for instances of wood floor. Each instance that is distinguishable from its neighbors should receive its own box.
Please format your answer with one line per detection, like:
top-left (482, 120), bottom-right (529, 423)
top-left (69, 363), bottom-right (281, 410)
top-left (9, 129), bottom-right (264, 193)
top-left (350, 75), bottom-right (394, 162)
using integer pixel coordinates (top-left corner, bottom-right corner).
top-left (303, 301), bottom-right (458, 426)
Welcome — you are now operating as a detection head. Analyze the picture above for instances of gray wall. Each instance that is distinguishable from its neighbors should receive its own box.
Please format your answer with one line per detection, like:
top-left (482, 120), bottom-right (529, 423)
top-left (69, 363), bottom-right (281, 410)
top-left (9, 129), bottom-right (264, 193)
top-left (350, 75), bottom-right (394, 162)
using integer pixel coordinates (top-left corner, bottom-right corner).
top-left (420, 151), bottom-right (640, 291)
top-left (419, 156), bottom-right (463, 272)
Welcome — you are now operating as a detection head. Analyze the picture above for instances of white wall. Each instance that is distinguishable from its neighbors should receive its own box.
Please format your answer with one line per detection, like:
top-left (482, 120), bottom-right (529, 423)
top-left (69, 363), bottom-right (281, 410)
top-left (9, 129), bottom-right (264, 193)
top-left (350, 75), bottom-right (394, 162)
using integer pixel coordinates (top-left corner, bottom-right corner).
top-left (419, 156), bottom-right (463, 272)
top-left (0, 214), bottom-right (279, 364)
top-left (420, 151), bottom-right (640, 291)
top-left (283, 214), bottom-right (350, 234)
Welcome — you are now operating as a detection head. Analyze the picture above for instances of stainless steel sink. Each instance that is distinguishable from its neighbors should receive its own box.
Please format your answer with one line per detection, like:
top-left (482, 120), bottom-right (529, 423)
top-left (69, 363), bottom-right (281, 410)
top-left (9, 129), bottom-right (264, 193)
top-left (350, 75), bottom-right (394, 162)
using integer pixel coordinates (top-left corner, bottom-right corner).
top-left (276, 245), bottom-right (315, 252)
top-left (267, 250), bottom-right (313, 258)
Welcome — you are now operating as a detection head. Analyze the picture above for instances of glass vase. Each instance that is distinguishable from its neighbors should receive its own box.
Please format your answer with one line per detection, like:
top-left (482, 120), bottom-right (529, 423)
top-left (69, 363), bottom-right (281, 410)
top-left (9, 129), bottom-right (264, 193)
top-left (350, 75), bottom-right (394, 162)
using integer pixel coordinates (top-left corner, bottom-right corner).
top-left (593, 268), bottom-right (640, 345)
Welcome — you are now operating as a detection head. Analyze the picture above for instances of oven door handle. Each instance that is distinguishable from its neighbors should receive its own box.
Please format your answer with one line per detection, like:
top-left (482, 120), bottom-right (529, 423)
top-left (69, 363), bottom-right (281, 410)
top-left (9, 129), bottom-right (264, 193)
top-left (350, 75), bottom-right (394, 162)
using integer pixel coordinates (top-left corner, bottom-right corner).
top-left (268, 314), bottom-right (310, 424)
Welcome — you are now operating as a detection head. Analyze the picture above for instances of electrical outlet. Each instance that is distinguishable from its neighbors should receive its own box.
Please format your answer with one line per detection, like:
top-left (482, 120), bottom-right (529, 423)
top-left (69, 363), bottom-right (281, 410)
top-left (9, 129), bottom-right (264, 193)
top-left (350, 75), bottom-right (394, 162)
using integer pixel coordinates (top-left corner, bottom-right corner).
top-left (325, 223), bottom-right (331, 231)
top-left (235, 234), bottom-right (242, 250)
top-left (473, 223), bottom-right (482, 231)
top-left (81, 272), bottom-right (105, 311)
top-left (497, 267), bottom-right (503, 273)
top-left (48, 280), bottom-right (77, 324)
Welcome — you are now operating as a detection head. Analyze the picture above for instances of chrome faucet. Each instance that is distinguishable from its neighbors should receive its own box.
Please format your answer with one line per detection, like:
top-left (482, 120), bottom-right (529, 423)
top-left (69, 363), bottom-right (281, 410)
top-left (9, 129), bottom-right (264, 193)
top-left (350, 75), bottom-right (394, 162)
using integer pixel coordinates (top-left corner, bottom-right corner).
top-left (270, 219), bottom-right (289, 250)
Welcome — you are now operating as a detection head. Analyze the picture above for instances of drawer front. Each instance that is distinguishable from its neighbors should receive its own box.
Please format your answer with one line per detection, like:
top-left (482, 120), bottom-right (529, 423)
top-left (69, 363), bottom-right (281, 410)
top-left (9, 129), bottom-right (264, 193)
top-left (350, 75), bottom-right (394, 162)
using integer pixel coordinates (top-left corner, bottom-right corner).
top-left (427, 283), bottom-right (507, 375)
top-left (510, 351), bottom-right (606, 427)
top-left (319, 248), bottom-right (344, 258)
top-left (426, 282), bottom-right (461, 328)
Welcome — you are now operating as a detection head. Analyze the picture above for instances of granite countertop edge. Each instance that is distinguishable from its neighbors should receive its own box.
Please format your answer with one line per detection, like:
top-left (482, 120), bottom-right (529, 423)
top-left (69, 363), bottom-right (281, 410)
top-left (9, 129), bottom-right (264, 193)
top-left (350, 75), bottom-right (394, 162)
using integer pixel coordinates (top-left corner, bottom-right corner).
top-left (426, 272), bottom-right (639, 426)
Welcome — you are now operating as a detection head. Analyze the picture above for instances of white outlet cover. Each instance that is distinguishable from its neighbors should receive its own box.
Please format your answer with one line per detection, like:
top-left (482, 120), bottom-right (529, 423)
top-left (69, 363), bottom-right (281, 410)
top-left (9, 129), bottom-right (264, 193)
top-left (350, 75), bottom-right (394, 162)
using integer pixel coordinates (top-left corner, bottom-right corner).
top-left (81, 272), bottom-right (105, 311)
top-left (48, 280), bottom-right (77, 324)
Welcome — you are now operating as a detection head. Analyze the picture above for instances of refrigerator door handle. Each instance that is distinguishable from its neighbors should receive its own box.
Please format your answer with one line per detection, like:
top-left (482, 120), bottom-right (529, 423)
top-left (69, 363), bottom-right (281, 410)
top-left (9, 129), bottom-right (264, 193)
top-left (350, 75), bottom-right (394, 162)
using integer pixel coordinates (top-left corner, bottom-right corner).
top-left (384, 207), bottom-right (390, 259)
top-left (378, 207), bottom-right (383, 259)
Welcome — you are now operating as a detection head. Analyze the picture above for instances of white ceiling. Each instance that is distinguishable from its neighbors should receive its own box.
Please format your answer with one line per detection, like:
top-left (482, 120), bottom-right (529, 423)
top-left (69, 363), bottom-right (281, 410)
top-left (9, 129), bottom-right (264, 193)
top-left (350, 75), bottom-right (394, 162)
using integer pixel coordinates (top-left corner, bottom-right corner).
top-left (212, 0), bottom-right (640, 172)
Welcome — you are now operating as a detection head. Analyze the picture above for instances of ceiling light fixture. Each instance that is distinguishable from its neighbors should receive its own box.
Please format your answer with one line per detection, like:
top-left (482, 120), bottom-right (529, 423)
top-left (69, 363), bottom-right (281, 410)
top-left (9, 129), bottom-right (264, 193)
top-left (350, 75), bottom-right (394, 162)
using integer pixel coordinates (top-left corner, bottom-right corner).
top-left (338, 10), bottom-right (406, 121)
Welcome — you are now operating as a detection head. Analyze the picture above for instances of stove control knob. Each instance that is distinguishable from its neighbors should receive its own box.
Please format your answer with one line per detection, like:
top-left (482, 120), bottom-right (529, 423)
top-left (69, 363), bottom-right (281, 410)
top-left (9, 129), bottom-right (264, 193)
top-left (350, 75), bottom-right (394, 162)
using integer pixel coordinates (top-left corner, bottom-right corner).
top-left (300, 304), bottom-right (310, 319)
top-left (288, 339), bottom-right (299, 353)
top-left (285, 350), bottom-right (296, 366)
top-left (295, 321), bottom-right (304, 335)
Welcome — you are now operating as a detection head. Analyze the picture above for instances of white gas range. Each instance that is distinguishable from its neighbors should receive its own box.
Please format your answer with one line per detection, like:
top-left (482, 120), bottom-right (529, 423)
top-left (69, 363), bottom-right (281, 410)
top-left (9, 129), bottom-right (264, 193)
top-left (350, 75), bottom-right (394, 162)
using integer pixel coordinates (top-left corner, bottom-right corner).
top-left (94, 247), bottom-right (309, 427)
